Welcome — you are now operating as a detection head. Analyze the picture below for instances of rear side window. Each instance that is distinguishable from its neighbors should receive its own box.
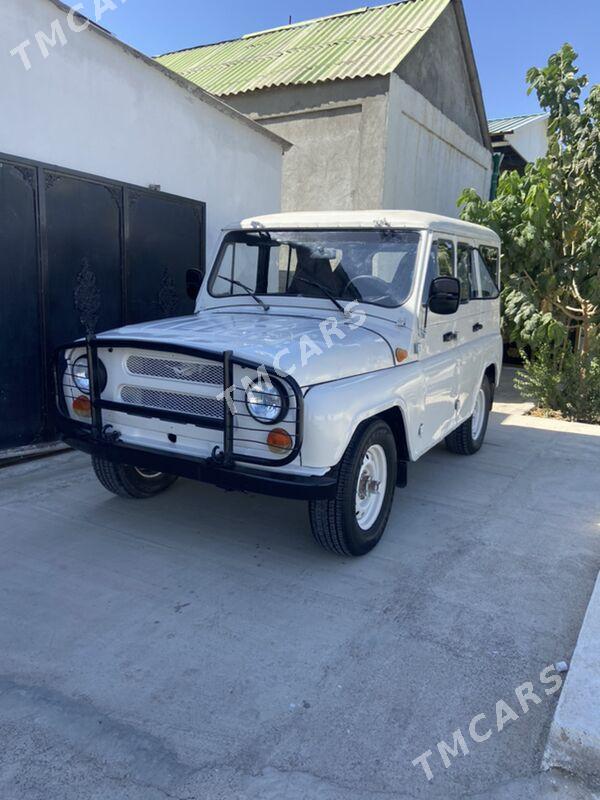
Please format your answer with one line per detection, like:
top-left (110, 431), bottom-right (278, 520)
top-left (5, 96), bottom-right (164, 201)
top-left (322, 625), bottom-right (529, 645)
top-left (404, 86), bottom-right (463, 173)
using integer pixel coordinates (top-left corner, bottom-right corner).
top-left (457, 244), bottom-right (472, 303)
top-left (472, 248), bottom-right (500, 299)
top-left (423, 240), bottom-right (455, 304)
top-left (481, 247), bottom-right (500, 292)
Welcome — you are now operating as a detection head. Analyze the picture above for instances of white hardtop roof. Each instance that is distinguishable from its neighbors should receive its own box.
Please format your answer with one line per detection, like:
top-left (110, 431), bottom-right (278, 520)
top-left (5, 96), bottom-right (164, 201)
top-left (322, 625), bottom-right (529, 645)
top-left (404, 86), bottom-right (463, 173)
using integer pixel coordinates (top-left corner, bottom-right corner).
top-left (231, 210), bottom-right (500, 245)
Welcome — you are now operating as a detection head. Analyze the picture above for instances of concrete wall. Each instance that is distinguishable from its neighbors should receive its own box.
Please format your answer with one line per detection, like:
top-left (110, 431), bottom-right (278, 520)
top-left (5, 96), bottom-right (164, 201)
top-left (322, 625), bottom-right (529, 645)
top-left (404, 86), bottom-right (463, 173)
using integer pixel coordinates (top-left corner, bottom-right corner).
top-left (2, 0), bottom-right (284, 258)
top-left (396, 4), bottom-right (484, 146)
top-left (228, 61), bottom-right (491, 218)
top-left (383, 74), bottom-right (492, 217)
top-left (229, 78), bottom-right (390, 211)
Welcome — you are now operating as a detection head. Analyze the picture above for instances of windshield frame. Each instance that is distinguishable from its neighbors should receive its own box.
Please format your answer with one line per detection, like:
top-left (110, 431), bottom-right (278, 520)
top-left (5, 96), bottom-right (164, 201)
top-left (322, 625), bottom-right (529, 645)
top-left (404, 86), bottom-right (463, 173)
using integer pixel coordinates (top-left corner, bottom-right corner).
top-left (206, 227), bottom-right (424, 312)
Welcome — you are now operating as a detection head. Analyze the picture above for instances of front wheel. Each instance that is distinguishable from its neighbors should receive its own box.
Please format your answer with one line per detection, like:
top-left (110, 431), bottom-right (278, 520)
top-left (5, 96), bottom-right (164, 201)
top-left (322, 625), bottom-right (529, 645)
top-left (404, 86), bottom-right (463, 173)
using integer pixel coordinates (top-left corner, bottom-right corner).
top-left (309, 420), bottom-right (397, 557)
top-left (445, 376), bottom-right (492, 456)
top-left (92, 456), bottom-right (178, 499)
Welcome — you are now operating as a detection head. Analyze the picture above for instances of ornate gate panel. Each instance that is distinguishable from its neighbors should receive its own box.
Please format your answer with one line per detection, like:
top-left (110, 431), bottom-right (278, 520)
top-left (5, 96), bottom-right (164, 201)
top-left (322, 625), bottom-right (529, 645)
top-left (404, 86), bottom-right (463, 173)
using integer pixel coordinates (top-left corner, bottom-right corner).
top-left (0, 153), bottom-right (205, 451)
top-left (126, 189), bottom-right (204, 324)
top-left (0, 161), bottom-right (43, 448)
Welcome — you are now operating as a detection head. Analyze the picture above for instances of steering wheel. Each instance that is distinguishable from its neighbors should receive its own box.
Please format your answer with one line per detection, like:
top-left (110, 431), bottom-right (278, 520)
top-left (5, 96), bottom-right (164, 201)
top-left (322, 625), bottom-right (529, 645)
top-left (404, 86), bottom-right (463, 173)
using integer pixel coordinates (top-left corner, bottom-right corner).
top-left (343, 274), bottom-right (398, 306)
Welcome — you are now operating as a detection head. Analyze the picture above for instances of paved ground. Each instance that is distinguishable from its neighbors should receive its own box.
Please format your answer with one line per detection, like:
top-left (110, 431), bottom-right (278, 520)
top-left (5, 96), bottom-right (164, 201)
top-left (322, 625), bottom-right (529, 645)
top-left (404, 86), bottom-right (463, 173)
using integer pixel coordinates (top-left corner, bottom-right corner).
top-left (1, 371), bottom-right (600, 799)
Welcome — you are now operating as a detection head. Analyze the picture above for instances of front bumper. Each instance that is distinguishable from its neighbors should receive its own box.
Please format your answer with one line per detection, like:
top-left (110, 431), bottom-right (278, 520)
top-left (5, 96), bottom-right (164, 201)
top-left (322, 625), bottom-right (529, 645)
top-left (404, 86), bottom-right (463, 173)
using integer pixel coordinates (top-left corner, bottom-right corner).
top-left (62, 425), bottom-right (338, 500)
top-left (55, 337), bottom-right (335, 500)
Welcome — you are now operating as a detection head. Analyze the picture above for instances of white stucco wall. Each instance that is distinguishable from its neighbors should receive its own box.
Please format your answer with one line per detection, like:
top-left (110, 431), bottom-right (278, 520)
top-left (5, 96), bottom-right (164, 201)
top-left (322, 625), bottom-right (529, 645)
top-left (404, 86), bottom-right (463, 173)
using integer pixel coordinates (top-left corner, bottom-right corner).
top-left (506, 117), bottom-right (549, 164)
top-left (383, 74), bottom-right (492, 217)
top-left (1, 0), bottom-right (285, 258)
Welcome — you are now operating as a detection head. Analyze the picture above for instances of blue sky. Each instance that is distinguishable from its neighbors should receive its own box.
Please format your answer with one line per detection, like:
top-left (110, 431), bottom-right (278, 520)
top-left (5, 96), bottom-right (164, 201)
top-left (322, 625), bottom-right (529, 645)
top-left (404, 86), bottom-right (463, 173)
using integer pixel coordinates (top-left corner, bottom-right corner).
top-left (72, 0), bottom-right (599, 120)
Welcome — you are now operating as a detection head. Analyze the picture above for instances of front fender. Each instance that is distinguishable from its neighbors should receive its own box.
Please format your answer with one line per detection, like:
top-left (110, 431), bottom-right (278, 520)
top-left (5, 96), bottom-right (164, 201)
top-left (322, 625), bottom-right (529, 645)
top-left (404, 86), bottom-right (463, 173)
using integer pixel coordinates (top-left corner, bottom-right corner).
top-left (301, 363), bottom-right (425, 470)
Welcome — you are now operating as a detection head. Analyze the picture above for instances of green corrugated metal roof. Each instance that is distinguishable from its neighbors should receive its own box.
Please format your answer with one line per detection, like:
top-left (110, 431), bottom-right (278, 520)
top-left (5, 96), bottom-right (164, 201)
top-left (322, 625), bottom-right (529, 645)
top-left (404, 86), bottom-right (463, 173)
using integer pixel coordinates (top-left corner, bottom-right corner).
top-left (488, 114), bottom-right (548, 135)
top-left (156, 0), bottom-right (452, 97)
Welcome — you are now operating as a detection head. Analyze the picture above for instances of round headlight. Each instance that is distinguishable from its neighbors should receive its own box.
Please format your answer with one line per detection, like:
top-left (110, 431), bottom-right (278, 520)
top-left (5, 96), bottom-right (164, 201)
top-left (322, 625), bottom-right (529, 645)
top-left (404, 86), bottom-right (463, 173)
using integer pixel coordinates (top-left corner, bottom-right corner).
top-left (71, 356), bottom-right (107, 395)
top-left (72, 356), bottom-right (90, 394)
top-left (245, 380), bottom-right (287, 424)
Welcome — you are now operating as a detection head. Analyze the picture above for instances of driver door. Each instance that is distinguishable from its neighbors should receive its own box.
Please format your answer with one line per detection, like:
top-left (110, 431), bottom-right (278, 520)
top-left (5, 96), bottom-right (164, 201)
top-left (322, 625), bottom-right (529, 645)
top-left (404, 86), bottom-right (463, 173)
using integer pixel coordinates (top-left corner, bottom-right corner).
top-left (419, 239), bottom-right (460, 448)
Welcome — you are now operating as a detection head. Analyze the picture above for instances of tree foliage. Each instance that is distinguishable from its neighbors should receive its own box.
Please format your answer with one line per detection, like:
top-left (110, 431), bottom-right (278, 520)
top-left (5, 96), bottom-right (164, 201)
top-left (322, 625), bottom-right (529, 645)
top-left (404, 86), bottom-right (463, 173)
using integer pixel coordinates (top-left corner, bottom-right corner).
top-left (459, 45), bottom-right (600, 422)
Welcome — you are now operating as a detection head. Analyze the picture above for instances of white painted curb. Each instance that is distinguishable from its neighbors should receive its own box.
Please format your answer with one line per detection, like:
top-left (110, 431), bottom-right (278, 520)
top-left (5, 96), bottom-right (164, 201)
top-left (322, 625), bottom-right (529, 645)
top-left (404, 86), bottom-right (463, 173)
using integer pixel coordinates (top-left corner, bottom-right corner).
top-left (544, 573), bottom-right (600, 783)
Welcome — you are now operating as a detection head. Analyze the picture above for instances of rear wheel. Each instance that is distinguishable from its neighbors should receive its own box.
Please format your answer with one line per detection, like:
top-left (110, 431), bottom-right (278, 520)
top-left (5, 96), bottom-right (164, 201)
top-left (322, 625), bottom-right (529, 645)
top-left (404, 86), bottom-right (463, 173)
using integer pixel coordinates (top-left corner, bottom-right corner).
top-left (445, 376), bottom-right (492, 456)
top-left (92, 456), bottom-right (178, 499)
top-left (309, 420), bottom-right (397, 557)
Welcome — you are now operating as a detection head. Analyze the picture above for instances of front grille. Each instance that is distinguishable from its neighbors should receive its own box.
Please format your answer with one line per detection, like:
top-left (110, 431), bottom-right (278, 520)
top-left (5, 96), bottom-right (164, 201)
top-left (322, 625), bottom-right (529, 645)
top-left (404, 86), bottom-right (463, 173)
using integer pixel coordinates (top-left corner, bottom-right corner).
top-left (121, 385), bottom-right (223, 419)
top-left (57, 340), bottom-right (302, 468)
top-left (127, 354), bottom-right (223, 386)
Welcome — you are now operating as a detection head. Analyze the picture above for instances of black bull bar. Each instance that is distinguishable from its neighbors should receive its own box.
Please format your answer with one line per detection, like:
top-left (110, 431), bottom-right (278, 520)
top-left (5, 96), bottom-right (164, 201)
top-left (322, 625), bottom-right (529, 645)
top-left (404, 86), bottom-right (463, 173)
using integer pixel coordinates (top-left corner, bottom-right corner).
top-left (53, 336), bottom-right (338, 500)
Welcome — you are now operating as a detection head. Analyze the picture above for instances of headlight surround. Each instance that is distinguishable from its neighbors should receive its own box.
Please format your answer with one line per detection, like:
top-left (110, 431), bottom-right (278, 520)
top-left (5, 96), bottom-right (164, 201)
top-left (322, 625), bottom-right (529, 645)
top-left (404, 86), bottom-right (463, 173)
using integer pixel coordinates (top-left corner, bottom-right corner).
top-left (71, 355), bottom-right (107, 395)
top-left (245, 379), bottom-right (288, 425)
top-left (72, 356), bottom-right (90, 394)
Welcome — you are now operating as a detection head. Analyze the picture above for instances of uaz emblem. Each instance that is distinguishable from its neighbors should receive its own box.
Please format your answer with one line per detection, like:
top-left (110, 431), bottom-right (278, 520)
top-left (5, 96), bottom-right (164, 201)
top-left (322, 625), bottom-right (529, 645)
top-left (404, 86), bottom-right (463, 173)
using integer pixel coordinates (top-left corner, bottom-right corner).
top-left (173, 363), bottom-right (198, 379)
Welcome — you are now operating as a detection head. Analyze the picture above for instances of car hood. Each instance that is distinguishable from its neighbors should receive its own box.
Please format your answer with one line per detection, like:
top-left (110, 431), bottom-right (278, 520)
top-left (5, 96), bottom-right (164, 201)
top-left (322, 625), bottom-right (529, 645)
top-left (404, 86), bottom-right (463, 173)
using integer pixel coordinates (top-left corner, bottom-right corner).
top-left (98, 310), bottom-right (404, 386)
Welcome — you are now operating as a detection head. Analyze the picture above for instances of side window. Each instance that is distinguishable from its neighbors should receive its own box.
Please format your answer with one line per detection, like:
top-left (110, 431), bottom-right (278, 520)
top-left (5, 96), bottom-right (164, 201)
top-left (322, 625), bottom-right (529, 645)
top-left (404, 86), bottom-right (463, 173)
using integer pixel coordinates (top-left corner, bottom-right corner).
top-left (438, 240), bottom-right (454, 278)
top-left (469, 250), bottom-right (481, 299)
top-left (423, 240), bottom-right (455, 304)
top-left (470, 248), bottom-right (500, 300)
top-left (478, 247), bottom-right (500, 298)
top-left (457, 244), bottom-right (472, 304)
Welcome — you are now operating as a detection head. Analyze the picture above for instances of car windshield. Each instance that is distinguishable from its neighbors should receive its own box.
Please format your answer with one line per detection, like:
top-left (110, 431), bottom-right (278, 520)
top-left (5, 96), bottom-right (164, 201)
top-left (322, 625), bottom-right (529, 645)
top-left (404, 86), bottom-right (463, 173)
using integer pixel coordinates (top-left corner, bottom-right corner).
top-left (208, 229), bottom-right (421, 309)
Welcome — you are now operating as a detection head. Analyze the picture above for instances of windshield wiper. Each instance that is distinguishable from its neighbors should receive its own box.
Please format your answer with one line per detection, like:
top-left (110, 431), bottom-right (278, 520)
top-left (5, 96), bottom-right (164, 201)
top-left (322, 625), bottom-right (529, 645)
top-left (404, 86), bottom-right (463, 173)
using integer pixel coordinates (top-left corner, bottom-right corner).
top-left (293, 276), bottom-right (345, 313)
top-left (219, 276), bottom-right (270, 313)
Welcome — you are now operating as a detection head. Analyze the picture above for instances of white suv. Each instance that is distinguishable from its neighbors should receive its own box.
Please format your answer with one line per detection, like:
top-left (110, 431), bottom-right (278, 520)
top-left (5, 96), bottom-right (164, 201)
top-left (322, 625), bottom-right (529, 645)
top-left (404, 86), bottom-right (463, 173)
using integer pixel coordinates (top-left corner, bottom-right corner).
top-left (56, 211), bottom-right (502, 557)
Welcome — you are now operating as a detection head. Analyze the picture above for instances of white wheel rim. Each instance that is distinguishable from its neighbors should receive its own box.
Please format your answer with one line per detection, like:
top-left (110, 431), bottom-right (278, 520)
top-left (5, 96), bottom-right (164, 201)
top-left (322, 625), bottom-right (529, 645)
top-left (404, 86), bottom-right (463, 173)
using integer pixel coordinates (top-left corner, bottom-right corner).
top-left (471, 388), bottom-right (486, 440)
top-left (355, 445), bottom-right (388, 531)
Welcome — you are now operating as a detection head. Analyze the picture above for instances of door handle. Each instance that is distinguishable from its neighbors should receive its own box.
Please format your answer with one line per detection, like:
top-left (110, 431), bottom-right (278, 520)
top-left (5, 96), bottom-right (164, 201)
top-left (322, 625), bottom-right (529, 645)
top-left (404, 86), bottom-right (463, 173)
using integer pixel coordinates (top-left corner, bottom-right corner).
top-left (443, 332), bottom-right (458, 343)
top-left (473, 323), bottom-right (483, 333)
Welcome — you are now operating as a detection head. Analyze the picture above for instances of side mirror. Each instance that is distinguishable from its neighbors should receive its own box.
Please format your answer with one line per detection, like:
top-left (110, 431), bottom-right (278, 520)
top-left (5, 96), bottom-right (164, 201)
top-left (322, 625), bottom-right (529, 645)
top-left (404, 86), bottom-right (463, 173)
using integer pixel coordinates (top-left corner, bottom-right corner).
top-left (428, 276), bottom-right (461, 316)
top-left (186, 268), bottom-right (204, 301)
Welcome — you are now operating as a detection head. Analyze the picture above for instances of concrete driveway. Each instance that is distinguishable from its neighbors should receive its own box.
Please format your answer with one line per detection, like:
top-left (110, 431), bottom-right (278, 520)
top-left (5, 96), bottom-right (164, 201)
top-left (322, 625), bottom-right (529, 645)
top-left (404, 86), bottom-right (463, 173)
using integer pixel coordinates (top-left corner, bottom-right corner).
top-left (1, 374), bottom-right (600, 799)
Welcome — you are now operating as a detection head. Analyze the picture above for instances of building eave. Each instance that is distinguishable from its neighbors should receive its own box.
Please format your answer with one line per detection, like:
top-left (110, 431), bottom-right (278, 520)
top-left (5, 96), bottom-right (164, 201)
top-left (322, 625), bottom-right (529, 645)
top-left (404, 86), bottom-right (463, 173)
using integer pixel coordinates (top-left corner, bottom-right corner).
top-left (42, 0), bottom-right (292, 152)
top-left (450, 0), bottom-right (492, 152)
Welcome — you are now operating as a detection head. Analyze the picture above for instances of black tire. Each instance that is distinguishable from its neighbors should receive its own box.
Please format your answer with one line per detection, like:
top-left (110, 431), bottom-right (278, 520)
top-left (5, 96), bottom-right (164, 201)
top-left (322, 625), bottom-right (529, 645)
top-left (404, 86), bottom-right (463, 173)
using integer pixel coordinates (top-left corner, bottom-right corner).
top-left (445, 375), bottom-right (492, 456)
top-left (92, 456), bottom-right (178, 499)
top-left (309, 420), bottom-right (397, 557)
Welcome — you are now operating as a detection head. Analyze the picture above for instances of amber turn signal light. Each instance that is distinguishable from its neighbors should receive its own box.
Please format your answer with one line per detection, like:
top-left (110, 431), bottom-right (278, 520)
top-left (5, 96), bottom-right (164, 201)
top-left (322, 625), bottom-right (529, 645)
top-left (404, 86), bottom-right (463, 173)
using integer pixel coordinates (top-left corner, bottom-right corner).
top-left (395, 348), bottom-right (409, 364)
top-left (72, 395), bottom-right (91, 417)
top-left (267, 428), bottom-right (293, 453)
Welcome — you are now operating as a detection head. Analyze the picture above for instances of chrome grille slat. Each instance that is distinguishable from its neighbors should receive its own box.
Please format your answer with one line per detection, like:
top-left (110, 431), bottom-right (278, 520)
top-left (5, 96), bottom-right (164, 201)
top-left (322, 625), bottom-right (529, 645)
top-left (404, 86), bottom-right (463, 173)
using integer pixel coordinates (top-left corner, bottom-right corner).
top-left (127, 354), bottom-right (223, 385)
top-left (121, 385), bottom-right (224, 419)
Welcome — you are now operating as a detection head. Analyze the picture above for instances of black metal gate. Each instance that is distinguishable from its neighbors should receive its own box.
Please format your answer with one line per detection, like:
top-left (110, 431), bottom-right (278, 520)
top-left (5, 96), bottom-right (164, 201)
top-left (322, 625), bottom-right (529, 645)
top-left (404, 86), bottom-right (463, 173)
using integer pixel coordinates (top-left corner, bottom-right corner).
top-left (0, 153), bottom-right (205, 451)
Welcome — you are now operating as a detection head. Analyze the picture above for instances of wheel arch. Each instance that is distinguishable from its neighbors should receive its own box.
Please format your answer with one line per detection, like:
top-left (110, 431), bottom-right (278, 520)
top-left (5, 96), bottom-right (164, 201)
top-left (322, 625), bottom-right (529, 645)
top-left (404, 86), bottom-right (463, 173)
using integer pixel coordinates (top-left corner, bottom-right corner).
top-left (484, 363), bottom-right (498, 407)
top-left (342, 406), bottom-right (411, 488)
top-left (376, 406), bottom-right (410, 487)
top-left (376, 406), bottom-right (410, 463)
top-left (301, 365), bottom-right (423, 472)
top-left (458, 361), bottom-right (500, 427)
